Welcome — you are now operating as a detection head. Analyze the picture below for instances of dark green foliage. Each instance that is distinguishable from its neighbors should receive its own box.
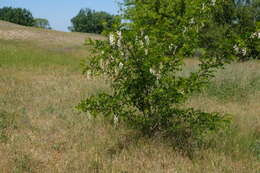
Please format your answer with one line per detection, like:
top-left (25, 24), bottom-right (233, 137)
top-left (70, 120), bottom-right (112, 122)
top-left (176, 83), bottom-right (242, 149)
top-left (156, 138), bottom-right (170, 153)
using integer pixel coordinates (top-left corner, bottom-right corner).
top-left (198, 0), bottom-right (259, 61)
top-left (236, 0), bottom-right (260, 22)
top-left (34, 18), bottom-right (51, 29)
top-left (234, 0), bottom-right (260, 60)
top-left (69, 8), bottom-right (116, 34)
top-left (0, 7), bottom-right (34, 26)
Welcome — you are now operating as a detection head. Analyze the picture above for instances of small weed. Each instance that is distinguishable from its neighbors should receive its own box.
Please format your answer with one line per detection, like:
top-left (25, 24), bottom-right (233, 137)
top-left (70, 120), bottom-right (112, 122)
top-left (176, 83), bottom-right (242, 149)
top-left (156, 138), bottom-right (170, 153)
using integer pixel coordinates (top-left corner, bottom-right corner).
top-left (13, 151), bottom-right (41, 173)
top-left (51, 142), bottom-right (66, 152)
top-left (0, 110), bottom-right (17, 142)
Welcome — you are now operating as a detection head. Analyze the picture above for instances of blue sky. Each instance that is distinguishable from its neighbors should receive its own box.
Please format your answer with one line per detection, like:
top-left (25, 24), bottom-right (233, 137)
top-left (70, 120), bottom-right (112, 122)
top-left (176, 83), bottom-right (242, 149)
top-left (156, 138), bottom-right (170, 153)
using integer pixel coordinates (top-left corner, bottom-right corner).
top-left (0, 0), bottom-right (122, 31)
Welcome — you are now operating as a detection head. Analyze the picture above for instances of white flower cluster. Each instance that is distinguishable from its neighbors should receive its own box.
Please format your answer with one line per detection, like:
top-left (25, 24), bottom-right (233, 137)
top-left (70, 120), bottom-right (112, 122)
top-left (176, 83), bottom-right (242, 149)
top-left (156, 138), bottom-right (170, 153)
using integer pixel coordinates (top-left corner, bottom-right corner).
top-left (117, 31), bottom-right (122, 47)
top-left (108, 31), bottom-right (125, 70)
top-left (109, 33), bottom-right (115, 46)
top-left (144, 35), bottom-right (150, 45)
top-left (233, 45), bottom-right (247, 56)
top-left (211, 0), bottom-right (216, 6)
top-left (136, 34), bottom-right (150, 55)
top-left (169, 44), bottom-right (178, 55)
top-left (241, 48), bottom-right (247, 56)
top-left (251, 31), bottom-right (260, 39)
top-left (119, 62), bottom-right (124, 69)
top-left (149, 68), bottom-right (161, 80)
top-left (138, 35), bottom-right (150, 47)
top-left (190, 18), bottom-right (195, 25)
top-left (202, 3), bottom-right (206, 10)
top-left (109, 31), bottom-right (122, 48)
top-left (114, 115), bottom-right (119, 125)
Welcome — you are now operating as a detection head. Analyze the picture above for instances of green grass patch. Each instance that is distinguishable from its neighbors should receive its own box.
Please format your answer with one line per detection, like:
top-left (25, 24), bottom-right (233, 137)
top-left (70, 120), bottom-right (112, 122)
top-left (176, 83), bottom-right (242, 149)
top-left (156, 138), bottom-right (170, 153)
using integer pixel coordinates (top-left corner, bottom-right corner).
top-left (202, 61), bottom-right (260, 102)
top-left (0, 39), bottom-right (86, 71)
top-left (0, 110), bottom-right (18, 142)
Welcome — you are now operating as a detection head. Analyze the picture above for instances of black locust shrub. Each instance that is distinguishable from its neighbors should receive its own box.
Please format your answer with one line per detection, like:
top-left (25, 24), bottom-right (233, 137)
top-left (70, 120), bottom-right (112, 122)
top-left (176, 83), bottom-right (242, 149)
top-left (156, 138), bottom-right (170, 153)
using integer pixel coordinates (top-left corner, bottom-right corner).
top-left (77, 0), bottom-right (251, 147)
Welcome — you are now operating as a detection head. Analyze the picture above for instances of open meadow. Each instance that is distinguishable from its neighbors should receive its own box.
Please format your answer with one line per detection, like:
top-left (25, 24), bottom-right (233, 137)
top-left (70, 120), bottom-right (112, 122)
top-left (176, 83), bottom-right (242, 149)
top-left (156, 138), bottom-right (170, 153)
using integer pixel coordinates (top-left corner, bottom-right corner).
top-left (0, 21), bottom-right (259, 172)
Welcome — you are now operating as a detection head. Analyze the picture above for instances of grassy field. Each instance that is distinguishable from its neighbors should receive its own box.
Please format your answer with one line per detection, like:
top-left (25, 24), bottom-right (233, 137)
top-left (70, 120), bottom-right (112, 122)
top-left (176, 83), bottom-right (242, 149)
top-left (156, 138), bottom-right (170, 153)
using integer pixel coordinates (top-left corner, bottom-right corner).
top-left (0, 20), bottom-right (259, 173)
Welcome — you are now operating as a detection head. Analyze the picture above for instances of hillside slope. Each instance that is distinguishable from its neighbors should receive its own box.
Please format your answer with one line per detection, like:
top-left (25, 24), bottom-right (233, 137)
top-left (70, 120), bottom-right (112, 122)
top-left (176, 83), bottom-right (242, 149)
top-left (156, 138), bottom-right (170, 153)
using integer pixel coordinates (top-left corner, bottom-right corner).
top-left (0, 20), bottom-right (259, 173)
top-left (0, 20), bottom-right (104, 70)
top-left (0, 20), bottom-right (103, 47)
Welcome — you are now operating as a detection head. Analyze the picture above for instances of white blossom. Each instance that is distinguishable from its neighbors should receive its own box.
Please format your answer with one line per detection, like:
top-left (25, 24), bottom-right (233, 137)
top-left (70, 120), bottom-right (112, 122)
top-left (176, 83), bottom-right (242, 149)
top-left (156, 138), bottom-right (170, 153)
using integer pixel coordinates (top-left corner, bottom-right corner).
top-left (241, 48), bottom-right (247, 56)
top-left (233, 44), bottom-right (247, 56)
top-left (119, 62), bottom-right (124, 69)
top-left (144, 35), bottom-right (150, 45)
top-left (139, 40), bottom-right (144, 48)
top-left (202, 3), bottom-right (205, 10)
top-left (141, 30), bottom-right (144, 37)
top-left (149, 68), bottom-right (156, 75)
top-left (109, 33), bottom-right (115, 46)
top-left (183, 27), bottom-right (187, 34)
top-left (251, 31), bottom-right (260, 39)
top-left (117, 31), bottom-right (122, 38)
top-left (149, 68), bottom-right (161, 80)
top-left (212, 0), bottom-right (216, 6)
top-left (169, 44), bottom-right (178, 55)
top-left (117, 31), bottom-right (122, 48)
top-left (169, 43), bottom-right (174, 51)
top-left (173, 45), bottom-right (178, 55)
top-left (114, 115), bottom-right (118, 124)
top-left (145, 49), bottom-right (148, 55)
top-left (190, 18), bottom-right (195, 25)
top-left (233, 45), bottom-right (239, 53)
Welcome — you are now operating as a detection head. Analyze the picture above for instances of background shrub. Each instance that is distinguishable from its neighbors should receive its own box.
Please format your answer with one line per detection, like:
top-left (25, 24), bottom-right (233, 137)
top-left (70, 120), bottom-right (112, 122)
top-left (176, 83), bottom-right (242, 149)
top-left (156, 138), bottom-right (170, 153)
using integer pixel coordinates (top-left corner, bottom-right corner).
top-left (34, 18), bottom-right (52, 29)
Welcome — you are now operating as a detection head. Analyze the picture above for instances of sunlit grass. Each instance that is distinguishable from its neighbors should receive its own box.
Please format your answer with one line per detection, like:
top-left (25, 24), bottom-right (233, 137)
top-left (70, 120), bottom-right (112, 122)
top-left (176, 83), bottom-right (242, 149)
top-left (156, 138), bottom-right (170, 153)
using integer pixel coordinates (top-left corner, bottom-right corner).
top-left (0, 39), bottom-right (87, 71)
top-left (0, 21), bottom-right (259, 172)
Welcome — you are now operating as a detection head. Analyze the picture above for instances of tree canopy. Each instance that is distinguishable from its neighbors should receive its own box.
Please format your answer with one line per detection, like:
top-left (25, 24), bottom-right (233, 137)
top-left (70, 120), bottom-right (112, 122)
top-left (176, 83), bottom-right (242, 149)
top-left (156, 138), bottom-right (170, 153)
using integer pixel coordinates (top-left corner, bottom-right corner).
top-left (0, 7), bottom-right (34, 26)
top-left (69, 8), bottom-right (116, 34)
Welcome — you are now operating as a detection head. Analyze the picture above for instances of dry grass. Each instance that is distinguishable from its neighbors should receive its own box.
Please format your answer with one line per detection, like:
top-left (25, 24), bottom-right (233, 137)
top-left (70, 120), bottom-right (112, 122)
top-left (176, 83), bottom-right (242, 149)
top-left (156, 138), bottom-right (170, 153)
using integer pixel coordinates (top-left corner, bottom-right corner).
top-left (0, 68), bottom-right (259, 172)
top-left (0, 21), bottom-right (259, 172)
top-left (0, 20), bottom-right (104, 47)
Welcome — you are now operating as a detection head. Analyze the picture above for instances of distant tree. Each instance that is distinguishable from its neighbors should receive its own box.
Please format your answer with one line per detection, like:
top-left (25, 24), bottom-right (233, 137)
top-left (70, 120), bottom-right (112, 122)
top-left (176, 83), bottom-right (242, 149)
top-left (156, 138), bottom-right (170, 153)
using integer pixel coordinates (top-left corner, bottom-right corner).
top-left (234, 0), bottom-right (260, 60)
top-left (69, 8), bottom-right (116, 34)
top-left (235, 0), bottom-right (260, 22)
top-left (0, 7), bottom-right (34, 26)
top-left (34, 18), bottom-right (51, 29)
top-left (199, 0), bottom-right (259, 60)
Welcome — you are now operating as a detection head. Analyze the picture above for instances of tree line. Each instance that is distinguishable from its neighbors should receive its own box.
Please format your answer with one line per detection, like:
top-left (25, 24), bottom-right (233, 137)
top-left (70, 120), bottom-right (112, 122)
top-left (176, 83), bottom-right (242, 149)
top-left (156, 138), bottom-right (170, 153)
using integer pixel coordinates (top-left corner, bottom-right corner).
top-left (0, 7), bottom-right (51, 29)
top-left (0, 2), bottom-right (259, 60)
